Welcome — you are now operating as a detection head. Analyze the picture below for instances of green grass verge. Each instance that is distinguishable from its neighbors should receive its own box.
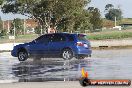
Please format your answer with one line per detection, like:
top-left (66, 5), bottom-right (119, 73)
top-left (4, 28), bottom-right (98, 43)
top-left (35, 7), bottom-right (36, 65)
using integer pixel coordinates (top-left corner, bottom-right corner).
top-left (0, 34), bottom-right (39, 43)
top-left (87, 30), bottom-right (132, 40)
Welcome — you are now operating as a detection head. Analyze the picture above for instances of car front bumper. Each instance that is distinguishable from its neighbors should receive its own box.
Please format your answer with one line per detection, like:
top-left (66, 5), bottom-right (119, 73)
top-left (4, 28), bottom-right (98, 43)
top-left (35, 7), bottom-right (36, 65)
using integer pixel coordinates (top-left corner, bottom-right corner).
top-left (11, 50), bottom-right (17, 57)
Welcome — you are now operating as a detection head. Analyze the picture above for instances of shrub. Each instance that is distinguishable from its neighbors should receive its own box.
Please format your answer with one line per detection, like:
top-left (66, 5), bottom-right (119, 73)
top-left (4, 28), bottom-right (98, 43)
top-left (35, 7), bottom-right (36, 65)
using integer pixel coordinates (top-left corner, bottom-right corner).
top-left (0, 29), bottom-right (7, 37)
top-left (34, 26), bottom-right (41, 34)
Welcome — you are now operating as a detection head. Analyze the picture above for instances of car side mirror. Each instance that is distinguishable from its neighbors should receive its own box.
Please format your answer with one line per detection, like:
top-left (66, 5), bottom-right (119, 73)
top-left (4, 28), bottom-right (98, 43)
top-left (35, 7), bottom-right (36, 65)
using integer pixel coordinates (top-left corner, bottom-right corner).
top-left (32, 40), bottom-right (37, 43)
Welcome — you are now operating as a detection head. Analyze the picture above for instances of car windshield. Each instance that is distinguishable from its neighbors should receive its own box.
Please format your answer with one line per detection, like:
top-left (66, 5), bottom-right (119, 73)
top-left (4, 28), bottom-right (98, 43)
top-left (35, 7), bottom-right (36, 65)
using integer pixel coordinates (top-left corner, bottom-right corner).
top-left (77, 34), bottom-right (87, 41)
top-left (35, 35), bottom-right (44, 42)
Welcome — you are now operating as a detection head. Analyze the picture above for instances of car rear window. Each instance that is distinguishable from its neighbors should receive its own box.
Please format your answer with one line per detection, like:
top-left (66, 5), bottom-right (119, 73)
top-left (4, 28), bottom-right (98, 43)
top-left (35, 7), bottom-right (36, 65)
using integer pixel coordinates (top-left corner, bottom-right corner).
top-left (77, 34), bottom-right (87, 41)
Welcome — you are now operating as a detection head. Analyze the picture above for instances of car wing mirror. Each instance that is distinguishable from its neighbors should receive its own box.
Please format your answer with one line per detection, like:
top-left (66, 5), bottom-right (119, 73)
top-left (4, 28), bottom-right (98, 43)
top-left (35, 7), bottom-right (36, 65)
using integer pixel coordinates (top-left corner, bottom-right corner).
top-left (34, 40), bottom-right (36, 43)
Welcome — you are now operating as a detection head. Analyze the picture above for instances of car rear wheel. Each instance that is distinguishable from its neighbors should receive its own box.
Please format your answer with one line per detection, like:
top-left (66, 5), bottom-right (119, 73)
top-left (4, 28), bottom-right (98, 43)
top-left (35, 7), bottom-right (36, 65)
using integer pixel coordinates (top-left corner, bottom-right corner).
top-left (62, 49), bottom-right (73, 60)
top-left (18, 50), bottom-right (28, 61)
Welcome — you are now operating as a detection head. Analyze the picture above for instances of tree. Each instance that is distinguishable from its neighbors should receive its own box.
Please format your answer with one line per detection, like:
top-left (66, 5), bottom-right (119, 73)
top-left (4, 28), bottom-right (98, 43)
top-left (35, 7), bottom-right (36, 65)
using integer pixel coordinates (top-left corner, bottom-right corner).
top-left (0, 0), bottom-right (4, 35)
top-left (73, 10), bottom-right (93, 32)
top-left (105, 4), bottom-right (122, 21)
top-left (105, 9), bottom-right (122, 21)
top-left (1, 0), bottom-right (91, 33)
top-left (105, 4), bottom-right (114, 11)
top-left (10, 18), bottom-right (24, 35)
top-left (0, 17), bottom-right (7, 37)
top-left (0, 17), bottom-right (3, 30)
top-left (0, 29), bottom-right (7, 36)
top-left (87, 7), bottom-right (103, 32)
top-left (0, 0), bottom-right (3, 5)
top-left (34, 26), bottom-right (41, 34)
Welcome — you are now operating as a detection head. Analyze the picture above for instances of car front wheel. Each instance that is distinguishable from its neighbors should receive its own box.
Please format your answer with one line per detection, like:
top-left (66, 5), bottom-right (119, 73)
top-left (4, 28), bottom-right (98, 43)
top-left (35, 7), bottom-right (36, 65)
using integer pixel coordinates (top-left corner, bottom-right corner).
top-left (62, 49), bottom-right (73, 60)
top-left (18, 50), bottom-right (28, 61)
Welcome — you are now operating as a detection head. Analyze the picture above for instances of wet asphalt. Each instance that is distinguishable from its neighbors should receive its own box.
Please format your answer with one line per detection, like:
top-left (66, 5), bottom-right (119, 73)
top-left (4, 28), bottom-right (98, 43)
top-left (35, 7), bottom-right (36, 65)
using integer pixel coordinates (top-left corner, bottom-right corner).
top-left (0, 49), bottom-right (132, 82)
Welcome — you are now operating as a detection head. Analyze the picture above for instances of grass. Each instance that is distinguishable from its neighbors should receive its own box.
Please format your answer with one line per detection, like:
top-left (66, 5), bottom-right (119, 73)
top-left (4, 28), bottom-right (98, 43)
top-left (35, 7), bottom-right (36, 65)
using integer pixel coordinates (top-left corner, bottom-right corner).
top-left (0, 34), bottom-right (39, 44)
top-left (87, 29), bottom-right (132, 40)
top-left (121, 18), bottom-right (132, 24)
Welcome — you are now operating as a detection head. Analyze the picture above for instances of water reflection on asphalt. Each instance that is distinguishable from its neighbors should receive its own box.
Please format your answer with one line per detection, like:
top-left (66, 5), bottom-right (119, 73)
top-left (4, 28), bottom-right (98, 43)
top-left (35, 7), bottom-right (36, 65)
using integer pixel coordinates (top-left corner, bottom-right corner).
top-left (0, 49), bottom-right (132, 82)
top-left (12, 59), bottom-right (93, 82)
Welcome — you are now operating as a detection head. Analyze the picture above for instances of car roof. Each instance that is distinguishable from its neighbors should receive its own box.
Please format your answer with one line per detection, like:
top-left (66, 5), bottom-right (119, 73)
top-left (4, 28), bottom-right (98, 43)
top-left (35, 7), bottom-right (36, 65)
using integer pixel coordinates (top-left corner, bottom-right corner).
top-left (45, 33), bottom-right (86, 36)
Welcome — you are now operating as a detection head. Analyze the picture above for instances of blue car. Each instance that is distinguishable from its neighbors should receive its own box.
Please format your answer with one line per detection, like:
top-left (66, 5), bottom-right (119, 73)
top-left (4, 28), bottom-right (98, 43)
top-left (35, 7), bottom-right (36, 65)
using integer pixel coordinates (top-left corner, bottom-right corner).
top-left (11, 33), bottom-right (92, 61)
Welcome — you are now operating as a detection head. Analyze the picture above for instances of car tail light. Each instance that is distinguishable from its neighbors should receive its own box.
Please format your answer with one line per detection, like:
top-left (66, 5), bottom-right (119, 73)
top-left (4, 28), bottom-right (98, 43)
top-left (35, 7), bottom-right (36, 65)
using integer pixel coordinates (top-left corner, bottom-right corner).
top-left (77, 42), bottom-right (84, 46)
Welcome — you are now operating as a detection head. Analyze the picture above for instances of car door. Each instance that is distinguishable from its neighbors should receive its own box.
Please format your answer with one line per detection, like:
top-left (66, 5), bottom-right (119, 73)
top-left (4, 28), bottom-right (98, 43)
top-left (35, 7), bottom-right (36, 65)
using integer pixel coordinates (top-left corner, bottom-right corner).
top-left (28, 35), bottom-right (49, 56)
top-left (48, 34), bottom-right (66, 56)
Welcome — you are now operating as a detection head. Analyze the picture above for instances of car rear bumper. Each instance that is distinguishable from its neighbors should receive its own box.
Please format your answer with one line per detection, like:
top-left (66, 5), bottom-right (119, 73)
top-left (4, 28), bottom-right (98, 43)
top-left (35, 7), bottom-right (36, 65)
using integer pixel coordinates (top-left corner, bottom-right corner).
top-left (76, 48), bottom-right (92, 55)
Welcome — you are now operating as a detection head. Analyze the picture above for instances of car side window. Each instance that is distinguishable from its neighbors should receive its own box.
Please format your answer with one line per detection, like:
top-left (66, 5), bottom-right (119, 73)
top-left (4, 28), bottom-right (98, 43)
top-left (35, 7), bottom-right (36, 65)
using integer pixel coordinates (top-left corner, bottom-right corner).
top-left (67, 35), bottom-right (74, 41)
top-left (36, 35), bottom-right (49, 43)
top-left (52, 34), bottom-right (66, 42)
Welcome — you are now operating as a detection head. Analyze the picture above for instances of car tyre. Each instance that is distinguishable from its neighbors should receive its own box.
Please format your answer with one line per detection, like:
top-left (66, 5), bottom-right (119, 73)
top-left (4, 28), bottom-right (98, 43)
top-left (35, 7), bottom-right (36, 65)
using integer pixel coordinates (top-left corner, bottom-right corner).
top-left (18, 50), bottom-right (28, 61)
top-left (62, 49), bottom-right (73, 60)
